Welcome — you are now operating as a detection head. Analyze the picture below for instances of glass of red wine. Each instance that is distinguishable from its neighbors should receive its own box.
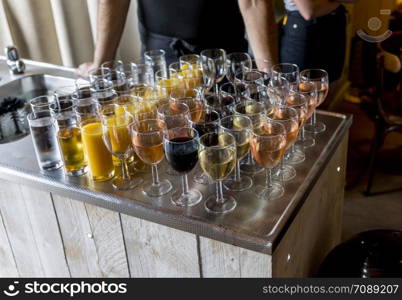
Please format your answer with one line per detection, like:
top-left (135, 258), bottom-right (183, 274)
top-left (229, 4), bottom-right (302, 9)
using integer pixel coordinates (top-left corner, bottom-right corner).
top-left (163, 127), bottom-right (202, 207)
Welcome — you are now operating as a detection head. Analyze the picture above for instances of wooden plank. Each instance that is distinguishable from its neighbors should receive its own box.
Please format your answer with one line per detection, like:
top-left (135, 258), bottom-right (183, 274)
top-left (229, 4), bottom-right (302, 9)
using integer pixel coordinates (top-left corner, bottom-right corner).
top-left (84, 204), bottom-right (130, 277)
top-left (199, 237), bottom-right (271, 278)
top-left (52, 194), bottom-right (104, 277)
top-left (121, 214), bottom-right (200, 277)
top-left (0, 180), bottom-right (44, 276)
top-left (0, 208), bottom-right (19, 277)
top-left (272, 135), bottom-right (348, 277)
top-left (19, 186), bottom-right (70, 277)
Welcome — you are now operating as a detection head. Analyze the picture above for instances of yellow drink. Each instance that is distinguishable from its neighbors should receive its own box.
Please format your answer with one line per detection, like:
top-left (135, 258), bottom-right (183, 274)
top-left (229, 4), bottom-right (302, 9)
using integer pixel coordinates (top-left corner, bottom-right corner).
top-left (81, 122), bottom-right (114, 181)
top-left (57, 127), bottom-right (87, 176)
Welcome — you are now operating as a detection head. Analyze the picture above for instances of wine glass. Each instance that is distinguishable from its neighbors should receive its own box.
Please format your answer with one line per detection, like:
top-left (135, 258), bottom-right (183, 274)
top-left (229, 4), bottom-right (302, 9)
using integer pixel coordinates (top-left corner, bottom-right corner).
top-left (268, 106), bottom-right (299, 182)
top-left (130, 63), bottom-right (155, 97)
top-left (199, 132), bottom-right (237, 213)
top-left (163, 127), bottom-right (202, 206)
top-left (101, 104), bottom-right (143, 190)
top-left (200, 57), bottom-right (216, 93)
top-left (271, 63), bottom-right (299, 84)
top-left (101, 60), bottom-right (124, 72)
top-left (226, 52), bottom-right (252, 83)
top-left (179, 54), bottom-right (201, 69)
top-left (285, 91), bottom-right (308, 165)
top-left (300, 69), bottom-right (329, 134)
top-left (200, 49), bottom-right (227, 95)
top-left (157, 102), bottom-right (191, 130)
top-left (170, 88), bottom-right (203, 122)
top-left (250, 116), bottom-right (287, 200)
top-left (190, 109), bottom-right (220, 185)
top-left (144, 49), bottom-right (167, 78)
top-left (220, 82), bottom-right (247, 102)
top-left (292, 81), bottom-right (319, 148)
top-left (204, 93), bottom-right (236, 118)
top-left (267, 75), bottom-right (290, 105)
top-left (131, 119), bottom-right (172, 197)
top-left (88, 67), bottom-right (112, 86)
top-left (234, 100), bottom-right (266, 175)
top-left (221, 115), bottom-right (253, 191)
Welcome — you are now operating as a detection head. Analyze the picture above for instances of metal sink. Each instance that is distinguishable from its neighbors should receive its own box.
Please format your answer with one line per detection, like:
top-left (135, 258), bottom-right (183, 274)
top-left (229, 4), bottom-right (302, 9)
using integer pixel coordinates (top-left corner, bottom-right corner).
top-left (0, 74), bottom-right (75, 144)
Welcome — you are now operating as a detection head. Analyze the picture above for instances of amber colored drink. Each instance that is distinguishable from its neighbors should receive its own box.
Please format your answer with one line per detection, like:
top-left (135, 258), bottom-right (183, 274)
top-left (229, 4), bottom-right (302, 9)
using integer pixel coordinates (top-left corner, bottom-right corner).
top-left (57, 127), bottom-right (87, 175)
top-left (132, 140), bottom-right (164, 165)
top-left (81, 122), bottom-right (114, 181)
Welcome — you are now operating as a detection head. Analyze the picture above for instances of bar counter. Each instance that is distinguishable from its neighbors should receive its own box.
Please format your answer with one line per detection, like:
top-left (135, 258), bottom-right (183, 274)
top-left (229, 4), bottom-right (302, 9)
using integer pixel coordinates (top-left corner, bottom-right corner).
top-left (0, 58), bottom-right (352, 277)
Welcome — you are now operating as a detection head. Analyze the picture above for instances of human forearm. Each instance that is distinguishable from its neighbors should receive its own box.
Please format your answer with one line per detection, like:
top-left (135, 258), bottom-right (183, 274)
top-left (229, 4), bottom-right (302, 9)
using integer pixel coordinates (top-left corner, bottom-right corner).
top-left (93, 0), bottom-right (131, 65)
top-left (238, 0), bottom-right (278, 69)
top-left (292, 0), bottom-right (340, 20)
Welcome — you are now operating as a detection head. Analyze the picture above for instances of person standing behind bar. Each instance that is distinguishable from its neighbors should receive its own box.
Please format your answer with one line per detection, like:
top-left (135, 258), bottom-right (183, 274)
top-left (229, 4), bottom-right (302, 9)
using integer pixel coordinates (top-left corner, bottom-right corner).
top-left (279, 0), bottom-right (348, 82)
top-left (78, 0), bottom-right (279, 75)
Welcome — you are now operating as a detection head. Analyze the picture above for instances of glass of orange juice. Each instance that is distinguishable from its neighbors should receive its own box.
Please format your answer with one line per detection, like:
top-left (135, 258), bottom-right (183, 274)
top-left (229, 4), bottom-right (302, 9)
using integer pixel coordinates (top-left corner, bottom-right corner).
top-left (78, 109), bottom-right (115, 182)
top-left (100, 104), bottom-right (143, 190)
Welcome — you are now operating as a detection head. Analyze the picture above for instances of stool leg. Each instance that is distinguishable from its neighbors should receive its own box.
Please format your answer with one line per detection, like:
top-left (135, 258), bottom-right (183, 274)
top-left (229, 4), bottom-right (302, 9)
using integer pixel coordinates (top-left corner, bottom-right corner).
top-left (364, 118), bottom-right (386, 196)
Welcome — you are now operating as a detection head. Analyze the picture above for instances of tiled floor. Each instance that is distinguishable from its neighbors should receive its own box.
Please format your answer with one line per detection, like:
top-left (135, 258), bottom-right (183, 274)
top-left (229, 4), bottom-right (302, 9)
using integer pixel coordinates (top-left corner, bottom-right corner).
top-left (334, 100), bottom-right (402, 241)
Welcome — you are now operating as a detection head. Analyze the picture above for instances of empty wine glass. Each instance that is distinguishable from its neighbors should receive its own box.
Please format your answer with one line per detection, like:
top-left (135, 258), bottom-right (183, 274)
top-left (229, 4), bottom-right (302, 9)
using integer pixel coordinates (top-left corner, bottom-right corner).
top-left (204, 93), bottom-right (236, 118)
top-left (226, 52), bottom-right (252, 83)
top-left (221, 115), bottom-right (253, 191)
top-left (190, 108), bottom-right (220, 185)
top-left (250, 116), bottom-right (287, 200)
top-left (131, 119), bottom-right (172, 197)
top-left (164, 127), bottom-right (202, 207)
top-left (220, 82), bottom-right (247, 103)
top-left (101, 104), bottom-right (143, 190)
top-left (130, 63), bottom-right (155, 97)
top-left (200, 49), bottom-right (227, 95)
top-left (200, 57), bottom-right (216, 93)
top-left (271, 63), bottom-right (299, 84)
top-left (90, 79), bottom-right (117, 107)
top-left (144, 49), bottom-right (167, 78)
top-left (300, 69), bottom-right (329, 134)
top-left (199, 131), bottom-right (237, 213)
top-left (88, 67), bottom-right (112, 87)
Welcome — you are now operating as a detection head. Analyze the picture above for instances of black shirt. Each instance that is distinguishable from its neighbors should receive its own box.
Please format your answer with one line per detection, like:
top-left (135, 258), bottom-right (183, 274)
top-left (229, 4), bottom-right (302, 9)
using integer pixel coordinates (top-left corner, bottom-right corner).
top-left (137, 0), bottom-right (246, 47)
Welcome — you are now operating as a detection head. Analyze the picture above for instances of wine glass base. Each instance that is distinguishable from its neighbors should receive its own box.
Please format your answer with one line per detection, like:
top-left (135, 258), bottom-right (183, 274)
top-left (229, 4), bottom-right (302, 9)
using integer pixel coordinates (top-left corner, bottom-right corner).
top-left (143, 179), bottom-right (172, 197)
top-left (258, 182), bottom-right (284, 200)
top-left (112, 177), bottom-right (143, 190)
top-left (240, 163), bottom-right (264, 175)
top-left (285, 149), bottom-right (305, 165)
top-left (205, 195), bottom-right (237, 214)
top-left (304, 122), bottom-right (326, 134)
top-left (296, 136), bottom-right (315, 148)
top-left (171, 189), bottom-right (203, 207)
top-left (274, 165), bottom-right (296, 182)
top-left (223, 175), bottom-right (253, 191)
top-left (193, 171), bottom-right (213, 185)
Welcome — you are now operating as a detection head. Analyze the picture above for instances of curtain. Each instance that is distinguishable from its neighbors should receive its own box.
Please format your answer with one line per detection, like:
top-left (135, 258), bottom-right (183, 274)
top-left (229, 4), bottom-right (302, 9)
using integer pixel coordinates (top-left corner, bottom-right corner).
top-left (0, 0), bottom-right (141, 67)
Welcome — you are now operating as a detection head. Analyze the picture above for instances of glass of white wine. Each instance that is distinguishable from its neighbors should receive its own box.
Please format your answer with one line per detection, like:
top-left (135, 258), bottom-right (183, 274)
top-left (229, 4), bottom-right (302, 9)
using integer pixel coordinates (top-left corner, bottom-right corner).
top-left (199, 131), bottom-right (237, 214)
top-left (220, 115), bottom-right (253, 192)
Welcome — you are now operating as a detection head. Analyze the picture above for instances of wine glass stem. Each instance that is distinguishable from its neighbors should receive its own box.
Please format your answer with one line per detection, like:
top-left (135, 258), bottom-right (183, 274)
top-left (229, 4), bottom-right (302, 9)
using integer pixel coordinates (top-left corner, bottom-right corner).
top-left (234, 160), bottom-right (241, 182)
top-left (214, 84), bottom-right (219, 95)
top-left (181, 173), bottom-right (189, 196)
top-left (266, 168), bottom-right (272, 189)
top-left (280, 158), bottom-right (285, 182)
top-left (301, 126), bottom-right (305, 141)
top-left (215, 181), bottom-right (225, 204)
top-left (311, 110), bottom-right (317, 126)
top-left (151, 164), bottom-right (160, 186)
top-left (121, 158), bottom-right (130, 180)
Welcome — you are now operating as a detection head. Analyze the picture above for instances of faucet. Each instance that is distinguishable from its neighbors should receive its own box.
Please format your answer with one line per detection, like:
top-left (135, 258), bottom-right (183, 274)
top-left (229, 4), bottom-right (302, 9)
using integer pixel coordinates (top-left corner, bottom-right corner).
top-left (5, 46), bottom-right (25, 75)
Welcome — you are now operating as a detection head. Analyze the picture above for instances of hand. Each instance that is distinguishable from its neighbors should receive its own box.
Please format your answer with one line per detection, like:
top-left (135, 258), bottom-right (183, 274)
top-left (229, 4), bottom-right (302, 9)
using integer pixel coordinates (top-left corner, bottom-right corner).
top-left (76, 61), bottom-right (99, 78)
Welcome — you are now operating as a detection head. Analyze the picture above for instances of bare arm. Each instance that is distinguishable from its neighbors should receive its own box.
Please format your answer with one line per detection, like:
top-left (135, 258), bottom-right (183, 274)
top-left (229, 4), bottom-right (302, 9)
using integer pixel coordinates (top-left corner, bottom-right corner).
top-left (292, 0), bottom-right (340, 20)
top-left (77, 0), bottom-right (130, 75)
top-left (238, 0), bottom-right (278, 70)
